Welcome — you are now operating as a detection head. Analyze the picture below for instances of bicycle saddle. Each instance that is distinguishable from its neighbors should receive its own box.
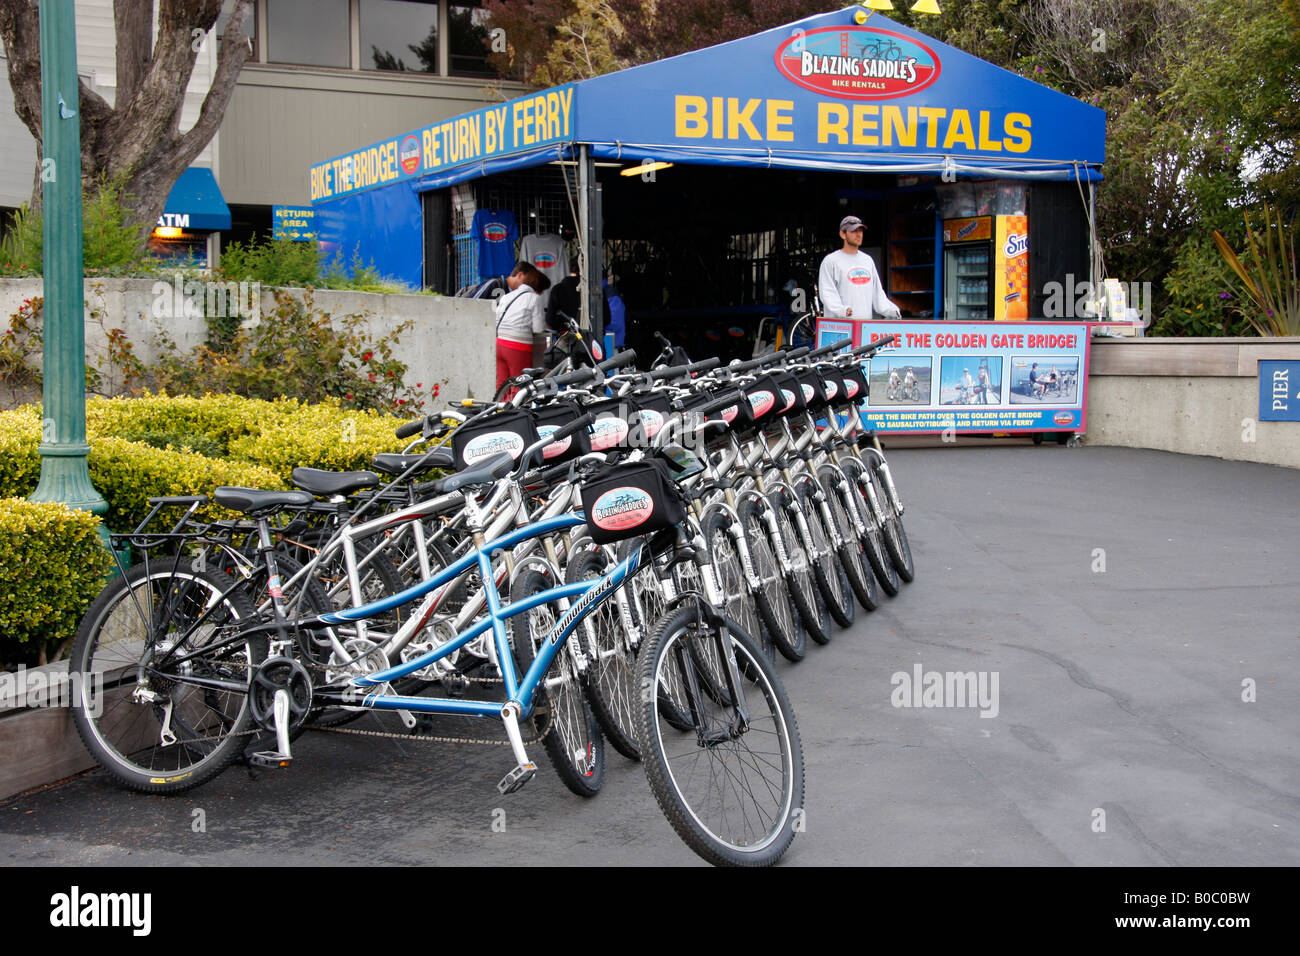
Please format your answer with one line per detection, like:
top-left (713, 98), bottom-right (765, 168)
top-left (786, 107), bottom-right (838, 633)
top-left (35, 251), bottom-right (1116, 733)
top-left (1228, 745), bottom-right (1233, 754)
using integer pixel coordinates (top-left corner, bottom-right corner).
top-left (371, 449), bottom-right (454, 476)
top-left (213, 487), bottom-right (316, 516)
top-left (429, 452), bottom-right (516, 493)
top-left (291, 468), bottom-right (381, 497)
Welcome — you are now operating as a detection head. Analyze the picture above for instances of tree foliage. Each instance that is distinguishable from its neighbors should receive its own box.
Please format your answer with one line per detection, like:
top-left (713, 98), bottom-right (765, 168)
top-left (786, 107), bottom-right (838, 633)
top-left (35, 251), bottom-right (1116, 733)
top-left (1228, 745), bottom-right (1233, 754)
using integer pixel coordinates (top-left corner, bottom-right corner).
top-left (0, 0), bottom-right (254, 245)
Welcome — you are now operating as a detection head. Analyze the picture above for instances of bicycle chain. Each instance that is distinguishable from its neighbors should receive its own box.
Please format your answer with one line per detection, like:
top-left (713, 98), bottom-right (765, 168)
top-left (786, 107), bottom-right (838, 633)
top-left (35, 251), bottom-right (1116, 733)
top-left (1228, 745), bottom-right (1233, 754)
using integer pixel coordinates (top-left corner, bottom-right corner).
top-left (309, 704), bottom-right (552, 746)
top-left (293, 653), bottom-right (554, 747)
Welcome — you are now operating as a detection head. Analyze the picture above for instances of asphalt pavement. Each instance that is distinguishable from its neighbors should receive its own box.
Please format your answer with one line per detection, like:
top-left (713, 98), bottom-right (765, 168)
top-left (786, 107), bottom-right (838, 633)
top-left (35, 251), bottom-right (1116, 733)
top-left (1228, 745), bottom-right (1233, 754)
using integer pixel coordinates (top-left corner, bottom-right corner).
top-left (2, 444), bottom-right (1297, 867)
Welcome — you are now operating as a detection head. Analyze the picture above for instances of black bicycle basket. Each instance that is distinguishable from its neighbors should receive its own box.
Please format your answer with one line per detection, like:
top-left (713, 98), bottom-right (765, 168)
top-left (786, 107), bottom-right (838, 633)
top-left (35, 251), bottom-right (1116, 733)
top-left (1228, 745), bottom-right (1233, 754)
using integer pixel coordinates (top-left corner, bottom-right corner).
top-left (586, 396), bottom-right (640, 453)
top-left (840, 363), bottom-right (869, 403)
top-left (451, 408), bottom-right (539, 469)
top-left (531, 400), bottom-right (593, 464)
top-left (580, 459), bottom-right (686, 545)
top-left (795, 367), bottom-right (830, 412)
top-left (769, 370), bottom-right (806, 417)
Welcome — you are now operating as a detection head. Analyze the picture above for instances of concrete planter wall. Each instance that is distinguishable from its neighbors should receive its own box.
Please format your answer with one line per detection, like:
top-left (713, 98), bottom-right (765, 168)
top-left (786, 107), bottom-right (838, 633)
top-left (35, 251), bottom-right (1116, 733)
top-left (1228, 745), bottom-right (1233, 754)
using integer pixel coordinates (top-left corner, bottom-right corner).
top-left (1086, 337), bottom-right (1300, 469)
top-left (0, 277), bottom-right (497, 405)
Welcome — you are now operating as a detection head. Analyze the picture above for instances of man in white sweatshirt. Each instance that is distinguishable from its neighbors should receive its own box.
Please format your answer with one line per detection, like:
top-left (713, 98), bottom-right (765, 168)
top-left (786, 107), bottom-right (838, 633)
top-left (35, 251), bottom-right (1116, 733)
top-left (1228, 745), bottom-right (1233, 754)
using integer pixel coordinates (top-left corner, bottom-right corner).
top-left (818, 215), bottom-right (902, 320)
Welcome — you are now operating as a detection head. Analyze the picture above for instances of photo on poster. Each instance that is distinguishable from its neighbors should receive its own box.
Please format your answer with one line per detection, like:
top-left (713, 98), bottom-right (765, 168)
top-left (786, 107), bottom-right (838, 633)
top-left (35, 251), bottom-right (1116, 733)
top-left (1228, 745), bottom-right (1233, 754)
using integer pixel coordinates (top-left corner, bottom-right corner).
top-left (1009, 357), bottom-right (1080, 403)
top-left (869, 357), bottom-right (932, 405)
top-left (939, 356), bottom-right (1003, 405)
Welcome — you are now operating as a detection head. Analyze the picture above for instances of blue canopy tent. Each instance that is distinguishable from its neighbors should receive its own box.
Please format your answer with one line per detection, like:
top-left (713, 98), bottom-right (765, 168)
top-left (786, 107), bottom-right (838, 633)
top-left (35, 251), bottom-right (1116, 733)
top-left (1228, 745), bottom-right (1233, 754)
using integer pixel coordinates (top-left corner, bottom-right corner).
top-left (308, 6), bottom-right (1105, 320)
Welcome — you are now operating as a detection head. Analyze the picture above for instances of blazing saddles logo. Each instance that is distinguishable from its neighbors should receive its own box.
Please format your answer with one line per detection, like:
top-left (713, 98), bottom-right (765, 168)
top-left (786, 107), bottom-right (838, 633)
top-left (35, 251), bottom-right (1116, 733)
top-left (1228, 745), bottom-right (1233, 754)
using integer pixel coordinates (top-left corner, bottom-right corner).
top-left (775, 27), bottom-right (940, 100)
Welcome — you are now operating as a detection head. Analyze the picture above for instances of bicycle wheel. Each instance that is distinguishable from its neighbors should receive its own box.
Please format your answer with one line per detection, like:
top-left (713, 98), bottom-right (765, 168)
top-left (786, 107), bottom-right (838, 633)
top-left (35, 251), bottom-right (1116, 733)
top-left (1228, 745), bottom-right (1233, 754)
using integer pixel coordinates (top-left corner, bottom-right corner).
top-left (872, 465), bottom-right (915, 582)
top-left (738, 497), bottom-right (806, 662)
top-left (769, 490), bottom-right (830, 647)
top-left (795, 481), bottom-right (854, 629)
top-left (69, 560), bottom-right (265, 794)
top-left (841, 458), bottom-right (900, 596)
top-left (566, 547), bottom-right (640, 760)
top-left (701, 510), bottom-right (766, 658)
top-left (508, 568), bottom-right (605, 797)
top-left (637, 607), bottom-right (804, 867)
top-left (818, 467), bottom-right (880, 612)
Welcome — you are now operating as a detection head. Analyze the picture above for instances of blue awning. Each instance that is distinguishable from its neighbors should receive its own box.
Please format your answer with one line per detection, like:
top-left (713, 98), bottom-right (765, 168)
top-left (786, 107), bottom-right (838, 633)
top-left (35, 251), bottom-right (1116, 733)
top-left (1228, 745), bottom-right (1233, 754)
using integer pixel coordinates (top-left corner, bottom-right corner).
top-left (161, 167), bottom-right (231, 231)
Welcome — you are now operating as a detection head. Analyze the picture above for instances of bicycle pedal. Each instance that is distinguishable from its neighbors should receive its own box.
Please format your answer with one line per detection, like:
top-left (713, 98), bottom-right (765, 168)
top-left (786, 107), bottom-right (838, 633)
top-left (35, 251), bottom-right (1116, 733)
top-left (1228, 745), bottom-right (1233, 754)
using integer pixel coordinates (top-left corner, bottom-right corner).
top-left (497, 762), bottom-right (537, 795)
top-left (442, 674), bottom-right (471, 697)
top-left (248, 751), bottom-right (293, 769)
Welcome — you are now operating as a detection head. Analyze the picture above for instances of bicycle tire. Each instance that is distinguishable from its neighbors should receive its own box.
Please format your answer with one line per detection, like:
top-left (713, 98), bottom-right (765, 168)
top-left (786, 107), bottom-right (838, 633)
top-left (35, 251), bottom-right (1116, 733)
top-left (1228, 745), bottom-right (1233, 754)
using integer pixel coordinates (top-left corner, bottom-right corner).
top-left (701, 510), bottom-right (766, 658)
top-left (769, 490), bottom-right (830, 647)
top-left (508, 568), bottom-right (605, 797)
top-left (872, 465), bottom-right (915, 582)
top-left (818, 467), bottom-right (881, 612)
top-left (795, 482), bottom-right (854, 629)
top-left (841, 458), bottom-right (900, 596)
top-left (738, 497), bottom-right (806, 662)
top-left (636, 607), bottom-right (804, 867)
top-left (566, 547), bottom-right (640, 760)
top-left (69, 560), bottom-right (265, 794)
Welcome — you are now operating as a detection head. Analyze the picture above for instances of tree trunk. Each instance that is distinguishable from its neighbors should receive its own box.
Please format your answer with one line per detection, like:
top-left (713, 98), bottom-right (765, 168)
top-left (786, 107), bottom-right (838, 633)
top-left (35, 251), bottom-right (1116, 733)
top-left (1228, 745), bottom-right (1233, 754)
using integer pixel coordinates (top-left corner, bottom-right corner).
top-left (0, 0), bottom-right (253, 241)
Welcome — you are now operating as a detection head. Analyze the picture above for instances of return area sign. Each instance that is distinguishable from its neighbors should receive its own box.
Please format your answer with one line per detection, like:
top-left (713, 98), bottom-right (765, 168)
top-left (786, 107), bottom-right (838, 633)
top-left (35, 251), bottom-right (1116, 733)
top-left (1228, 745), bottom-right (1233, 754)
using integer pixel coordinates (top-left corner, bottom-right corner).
top-left (818, 319), bottom-right (1091, 434)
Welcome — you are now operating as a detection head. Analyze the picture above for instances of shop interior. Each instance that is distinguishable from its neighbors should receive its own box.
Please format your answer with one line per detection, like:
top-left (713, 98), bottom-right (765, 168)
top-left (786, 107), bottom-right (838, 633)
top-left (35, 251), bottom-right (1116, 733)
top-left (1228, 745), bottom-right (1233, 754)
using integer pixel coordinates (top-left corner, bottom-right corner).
top-left (433, 160), bottom-right (1091, 368)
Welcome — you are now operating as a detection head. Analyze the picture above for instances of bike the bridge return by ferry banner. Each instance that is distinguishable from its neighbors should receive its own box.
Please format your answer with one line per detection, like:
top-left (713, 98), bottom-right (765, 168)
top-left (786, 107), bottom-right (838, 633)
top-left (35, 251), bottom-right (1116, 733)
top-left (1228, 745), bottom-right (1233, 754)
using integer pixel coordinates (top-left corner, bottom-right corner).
top-left (818, 320), bottom-right (1091, 435)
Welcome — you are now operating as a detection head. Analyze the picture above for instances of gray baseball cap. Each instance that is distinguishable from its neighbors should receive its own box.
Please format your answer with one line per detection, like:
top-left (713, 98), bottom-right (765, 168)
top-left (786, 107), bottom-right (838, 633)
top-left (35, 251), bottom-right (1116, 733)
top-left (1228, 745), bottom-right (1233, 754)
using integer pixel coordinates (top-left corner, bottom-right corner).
top-left (839, 215), bottom-right (865, 232)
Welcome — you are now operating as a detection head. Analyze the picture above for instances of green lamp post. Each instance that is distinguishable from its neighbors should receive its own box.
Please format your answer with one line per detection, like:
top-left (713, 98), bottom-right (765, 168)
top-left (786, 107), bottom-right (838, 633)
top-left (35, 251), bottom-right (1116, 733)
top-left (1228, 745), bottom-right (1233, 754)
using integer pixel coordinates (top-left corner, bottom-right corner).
top-left (27, 0), bottom-right (109, 539)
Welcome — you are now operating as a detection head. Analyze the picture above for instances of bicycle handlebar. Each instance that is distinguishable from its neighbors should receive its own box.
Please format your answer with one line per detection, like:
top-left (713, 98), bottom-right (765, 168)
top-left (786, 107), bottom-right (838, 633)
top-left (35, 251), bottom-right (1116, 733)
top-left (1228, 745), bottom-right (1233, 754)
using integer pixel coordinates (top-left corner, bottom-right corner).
top-left (649, 356), bottom-right (721, 381)
top-left (395, 417), bottom-right (424, 440)
top-left (694, 389), bottom-right (747, 417)
top-left (852, 335), bottom-right (899, 357)
top-left (805, 340), bottom-right (848, 360)
top-left (597, 349), bottom-right (636, 371)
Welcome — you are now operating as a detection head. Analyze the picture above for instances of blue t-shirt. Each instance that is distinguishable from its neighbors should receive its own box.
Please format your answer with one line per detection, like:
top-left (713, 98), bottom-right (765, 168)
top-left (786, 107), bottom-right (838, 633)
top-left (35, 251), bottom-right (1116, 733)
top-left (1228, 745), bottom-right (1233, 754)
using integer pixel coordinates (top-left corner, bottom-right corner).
top-left (603, 279), bottom-right (626, 347)
top-left (472, 209), bottom-right (519, 281)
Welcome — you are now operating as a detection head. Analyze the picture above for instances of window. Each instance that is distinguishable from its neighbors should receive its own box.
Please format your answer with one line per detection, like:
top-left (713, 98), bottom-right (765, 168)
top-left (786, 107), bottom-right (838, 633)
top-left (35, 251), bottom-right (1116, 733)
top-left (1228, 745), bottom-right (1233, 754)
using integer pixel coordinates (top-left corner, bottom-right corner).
top-left (449, 3), bottom-right (494, 77)
top-left (266, 0), bottom-right (350, 67)
top-left (361, 0), bottom-right (439, 73)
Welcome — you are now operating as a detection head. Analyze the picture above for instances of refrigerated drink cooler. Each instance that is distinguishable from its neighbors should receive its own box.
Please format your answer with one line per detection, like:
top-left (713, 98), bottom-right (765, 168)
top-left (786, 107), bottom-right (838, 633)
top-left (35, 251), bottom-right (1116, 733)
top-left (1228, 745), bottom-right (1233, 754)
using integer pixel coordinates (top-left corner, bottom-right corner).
top-left (942, 217), bottom-right (992, 320)
top-left (941, 215), bottom-right (1030, 321)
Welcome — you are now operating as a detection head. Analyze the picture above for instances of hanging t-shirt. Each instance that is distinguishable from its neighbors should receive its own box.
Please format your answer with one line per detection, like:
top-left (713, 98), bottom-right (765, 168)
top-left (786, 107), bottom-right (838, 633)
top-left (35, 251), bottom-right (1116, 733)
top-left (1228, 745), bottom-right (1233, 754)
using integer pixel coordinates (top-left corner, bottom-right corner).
top-left (472, 209), bottom-right (519, 281)
top-left (518, 233), bottom-right (568, 307)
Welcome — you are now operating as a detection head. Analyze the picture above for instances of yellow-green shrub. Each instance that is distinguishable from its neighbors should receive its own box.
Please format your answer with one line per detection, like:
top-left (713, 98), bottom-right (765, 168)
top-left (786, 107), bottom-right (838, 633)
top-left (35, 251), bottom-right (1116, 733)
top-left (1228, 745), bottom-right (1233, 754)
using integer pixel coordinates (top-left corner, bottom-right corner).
top-left (87, 436), bottom-right (285, 530)
top-left (85, 392), bottom-right (270, 450)
top-left (0, 409), bottom-right (285, 530)
top-left (0, 499), bottom-right (113, 664)
top-left (0, 406), bottom-right (43, 498)
top-left (228, 398), bottom-right (410, 479)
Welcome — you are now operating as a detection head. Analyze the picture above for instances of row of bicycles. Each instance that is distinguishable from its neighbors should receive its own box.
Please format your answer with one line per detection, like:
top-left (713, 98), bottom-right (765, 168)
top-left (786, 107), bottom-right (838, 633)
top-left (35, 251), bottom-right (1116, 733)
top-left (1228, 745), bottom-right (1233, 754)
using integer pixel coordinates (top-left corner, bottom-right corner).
top-left (67, 334), bottom-right (912, 866)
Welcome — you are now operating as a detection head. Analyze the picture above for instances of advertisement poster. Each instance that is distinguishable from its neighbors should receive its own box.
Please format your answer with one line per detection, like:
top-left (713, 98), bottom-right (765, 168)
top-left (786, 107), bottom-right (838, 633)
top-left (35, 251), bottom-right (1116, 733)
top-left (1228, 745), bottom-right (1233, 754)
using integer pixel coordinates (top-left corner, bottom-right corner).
top-left (856, 320), bottom-right (1090, 434)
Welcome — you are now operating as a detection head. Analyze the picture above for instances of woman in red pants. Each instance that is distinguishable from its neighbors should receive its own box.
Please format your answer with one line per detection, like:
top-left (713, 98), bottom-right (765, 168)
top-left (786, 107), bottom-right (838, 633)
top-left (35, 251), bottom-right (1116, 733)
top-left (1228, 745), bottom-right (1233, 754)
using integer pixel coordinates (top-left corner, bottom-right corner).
top-left (495, 263), bottom-right (551, 399)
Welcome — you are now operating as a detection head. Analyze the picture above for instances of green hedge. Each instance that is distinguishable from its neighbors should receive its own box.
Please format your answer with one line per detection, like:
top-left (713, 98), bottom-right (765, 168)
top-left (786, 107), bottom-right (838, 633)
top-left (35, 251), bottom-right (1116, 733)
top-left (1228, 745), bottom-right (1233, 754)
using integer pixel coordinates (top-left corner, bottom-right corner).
top-left (0, 499), bottom-right (113, 665)
top-left (85, 393), bottom-right (272, 454)
top-left (0, 394), bottom-right (419, 660)
top-left (0, 407), bottom-right (285, 531)
top-left (227, 400), bottom-right (411, 479)
top-left (87, 436), bottom-right (285, 531)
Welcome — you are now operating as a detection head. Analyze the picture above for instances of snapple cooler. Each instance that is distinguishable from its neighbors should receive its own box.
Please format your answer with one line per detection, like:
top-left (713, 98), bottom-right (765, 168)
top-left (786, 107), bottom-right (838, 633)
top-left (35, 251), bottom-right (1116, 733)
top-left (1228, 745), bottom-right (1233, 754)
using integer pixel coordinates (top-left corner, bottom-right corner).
top-left (995, 214), bottom-right (1029, 320)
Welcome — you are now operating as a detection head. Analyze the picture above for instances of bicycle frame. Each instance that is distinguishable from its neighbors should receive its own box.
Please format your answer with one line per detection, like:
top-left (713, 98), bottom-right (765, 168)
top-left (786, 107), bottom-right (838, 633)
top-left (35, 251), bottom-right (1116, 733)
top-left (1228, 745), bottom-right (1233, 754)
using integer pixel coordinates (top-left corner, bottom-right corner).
top-left (311, 511), bottom-right (644, 720)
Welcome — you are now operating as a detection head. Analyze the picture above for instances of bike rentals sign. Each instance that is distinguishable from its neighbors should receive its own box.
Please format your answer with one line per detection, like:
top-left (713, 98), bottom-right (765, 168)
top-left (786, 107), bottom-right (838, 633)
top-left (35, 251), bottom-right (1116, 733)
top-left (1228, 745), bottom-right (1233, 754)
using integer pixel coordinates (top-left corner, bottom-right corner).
top-left (851, 320), bottom-right (1090, 434)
